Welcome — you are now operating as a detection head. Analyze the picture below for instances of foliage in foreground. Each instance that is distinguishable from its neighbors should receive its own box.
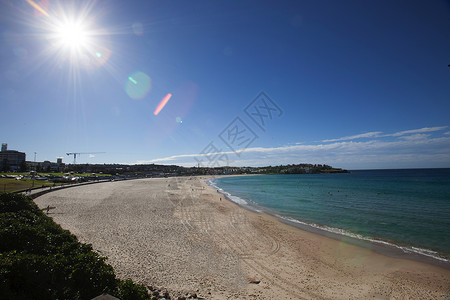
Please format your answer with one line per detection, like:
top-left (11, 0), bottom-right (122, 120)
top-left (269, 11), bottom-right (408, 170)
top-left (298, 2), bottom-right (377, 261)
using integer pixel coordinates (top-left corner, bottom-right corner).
top-left (0, 193), bottom-right (149, 300)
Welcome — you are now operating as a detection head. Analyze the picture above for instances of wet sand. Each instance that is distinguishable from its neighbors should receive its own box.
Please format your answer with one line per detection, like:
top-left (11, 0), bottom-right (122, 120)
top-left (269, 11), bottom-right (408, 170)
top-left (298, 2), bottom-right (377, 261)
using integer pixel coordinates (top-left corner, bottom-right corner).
top-left (34, 176), bottom-right (450, 299)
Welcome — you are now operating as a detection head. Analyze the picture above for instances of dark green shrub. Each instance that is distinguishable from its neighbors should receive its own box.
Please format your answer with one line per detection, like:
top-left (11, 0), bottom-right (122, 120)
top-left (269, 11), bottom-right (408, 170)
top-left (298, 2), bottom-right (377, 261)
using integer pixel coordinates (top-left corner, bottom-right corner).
top-left (117, 279), bottom-right (149, 300)
top-left (0, 193), bottom-right (39, 213)
top-left (0, 193), bottom-right (150, 300)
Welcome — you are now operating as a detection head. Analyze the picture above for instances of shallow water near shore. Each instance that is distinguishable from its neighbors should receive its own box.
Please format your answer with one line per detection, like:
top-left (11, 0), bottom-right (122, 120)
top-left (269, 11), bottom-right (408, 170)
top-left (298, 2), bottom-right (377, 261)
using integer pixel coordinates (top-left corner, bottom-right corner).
top-left (210, 169), bottom-right (450, 264)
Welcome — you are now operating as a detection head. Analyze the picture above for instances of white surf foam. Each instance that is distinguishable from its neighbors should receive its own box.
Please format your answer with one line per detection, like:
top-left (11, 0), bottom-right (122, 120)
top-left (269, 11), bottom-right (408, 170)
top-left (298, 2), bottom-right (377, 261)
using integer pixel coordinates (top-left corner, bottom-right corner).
top-left (278, 215), bottom-right (449, 263)
top-left (206, 178), bottom-right (261, 210)
top-left (207, 178), bottom-right (449, 264)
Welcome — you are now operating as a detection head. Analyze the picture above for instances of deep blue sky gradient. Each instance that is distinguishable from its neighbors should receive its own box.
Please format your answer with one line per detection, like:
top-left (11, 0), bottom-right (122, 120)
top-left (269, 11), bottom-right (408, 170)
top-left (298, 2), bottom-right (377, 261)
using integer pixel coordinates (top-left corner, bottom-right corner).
top-left (1, 0), bottom-right (449, 169)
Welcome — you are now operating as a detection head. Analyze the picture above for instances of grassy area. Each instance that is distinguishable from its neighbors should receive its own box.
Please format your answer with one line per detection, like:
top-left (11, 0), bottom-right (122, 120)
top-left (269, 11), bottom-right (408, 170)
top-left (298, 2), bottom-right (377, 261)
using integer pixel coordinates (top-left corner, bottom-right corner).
top-left (0, 172), bottom-right (114, 193)
top-left (0, 172), bottom-right (112, 177)
top-left (0, 193), bottom-right (149, 299)
top-left (0, 173), bottom-right (30, 176)
top-left (0, 178), bottom-right (64, 193)
top-left (39, 172), bottom-right (112, 177)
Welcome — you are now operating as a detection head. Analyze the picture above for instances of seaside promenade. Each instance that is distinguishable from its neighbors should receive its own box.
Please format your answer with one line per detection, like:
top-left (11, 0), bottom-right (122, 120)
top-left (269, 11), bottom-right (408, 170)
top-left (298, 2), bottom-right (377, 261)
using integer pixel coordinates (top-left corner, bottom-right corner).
top-left (34, 177), bottom-right (450, 299)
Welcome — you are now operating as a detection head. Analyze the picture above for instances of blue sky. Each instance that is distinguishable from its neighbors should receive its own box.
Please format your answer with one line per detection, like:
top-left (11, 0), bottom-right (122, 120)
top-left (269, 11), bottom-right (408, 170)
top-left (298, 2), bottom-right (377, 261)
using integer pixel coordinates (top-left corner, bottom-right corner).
top-left (1, 0), bottom-right (449, 169)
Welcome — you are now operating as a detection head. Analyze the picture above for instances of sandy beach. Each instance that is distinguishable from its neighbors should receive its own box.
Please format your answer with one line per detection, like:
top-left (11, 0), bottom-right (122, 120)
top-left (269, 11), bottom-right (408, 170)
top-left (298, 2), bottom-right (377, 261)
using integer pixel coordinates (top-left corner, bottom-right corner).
top-left (34, 176), bottom-right (450, 299)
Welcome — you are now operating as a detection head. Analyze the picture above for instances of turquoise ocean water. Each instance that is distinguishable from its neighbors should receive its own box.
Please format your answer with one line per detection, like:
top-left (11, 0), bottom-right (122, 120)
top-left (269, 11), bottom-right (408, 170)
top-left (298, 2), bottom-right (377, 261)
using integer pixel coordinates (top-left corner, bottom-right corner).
top-left (209, 169), bottom-right (450, 263)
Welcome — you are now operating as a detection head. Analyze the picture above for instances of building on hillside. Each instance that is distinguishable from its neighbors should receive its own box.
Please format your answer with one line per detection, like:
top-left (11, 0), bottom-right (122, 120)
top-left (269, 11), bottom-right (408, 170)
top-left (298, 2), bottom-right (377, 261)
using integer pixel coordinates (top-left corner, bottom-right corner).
top-left (41, 159), bottom-right (65, 172)
top-left (26, 161), bottom-right (38, 171)
top-left (0, 143), bottom-right (26, 171)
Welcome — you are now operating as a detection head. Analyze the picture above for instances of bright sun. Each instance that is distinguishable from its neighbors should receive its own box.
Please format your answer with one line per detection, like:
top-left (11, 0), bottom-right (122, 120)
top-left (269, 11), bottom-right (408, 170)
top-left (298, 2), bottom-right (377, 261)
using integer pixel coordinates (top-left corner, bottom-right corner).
top-left (55, 21), bottom-right (88, 51)
top-left (28, 0), bottom-right (111, 68)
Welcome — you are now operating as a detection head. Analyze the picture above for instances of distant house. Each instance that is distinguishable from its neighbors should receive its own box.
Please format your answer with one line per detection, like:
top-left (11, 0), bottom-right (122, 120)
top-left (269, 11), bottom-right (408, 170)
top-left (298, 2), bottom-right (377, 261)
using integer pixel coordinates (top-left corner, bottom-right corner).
top-left (0, 143), bottom-right (26, 171)
top-left (41, 160), bottom-right (64, 172)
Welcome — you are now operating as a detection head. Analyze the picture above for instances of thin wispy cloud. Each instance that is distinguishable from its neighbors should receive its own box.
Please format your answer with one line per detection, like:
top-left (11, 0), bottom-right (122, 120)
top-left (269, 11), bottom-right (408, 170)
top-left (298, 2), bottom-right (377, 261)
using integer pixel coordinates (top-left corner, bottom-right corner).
top-left (398, 134), bottom-right (430, 141)
top-left (386, 126), bottom-right (447, 137)
top-left (444, 131), bottom-right (450, 135)
top-left (322, 126), bottom-right (448, 143)
top-left (322, 131), bottom-right (382, 142)
top-left (146, 153), bottom-right (201, 163)
top-left (137, 126), bottom-right (450, 169)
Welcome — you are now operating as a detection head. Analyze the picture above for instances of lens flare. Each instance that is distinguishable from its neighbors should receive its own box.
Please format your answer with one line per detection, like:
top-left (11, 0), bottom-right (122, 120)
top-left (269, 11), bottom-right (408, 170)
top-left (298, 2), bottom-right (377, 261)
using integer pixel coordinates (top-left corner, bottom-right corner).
top-left (154, 93), bottom-right (172, 115)
top-left (25, 0), bottom-right (49, 17)
top-left (125, 72), bottom-right (152, 99)
top-left (128, 76), bottom-right (137, 84)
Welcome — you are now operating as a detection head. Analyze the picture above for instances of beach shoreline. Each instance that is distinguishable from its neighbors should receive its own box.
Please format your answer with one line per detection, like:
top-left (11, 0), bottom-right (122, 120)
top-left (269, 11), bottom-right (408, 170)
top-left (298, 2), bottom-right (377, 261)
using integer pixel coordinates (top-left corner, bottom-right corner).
top-left (34, 176), bottom-right (450, 299)
top-left (208, 174), bottom-right (450, 270)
